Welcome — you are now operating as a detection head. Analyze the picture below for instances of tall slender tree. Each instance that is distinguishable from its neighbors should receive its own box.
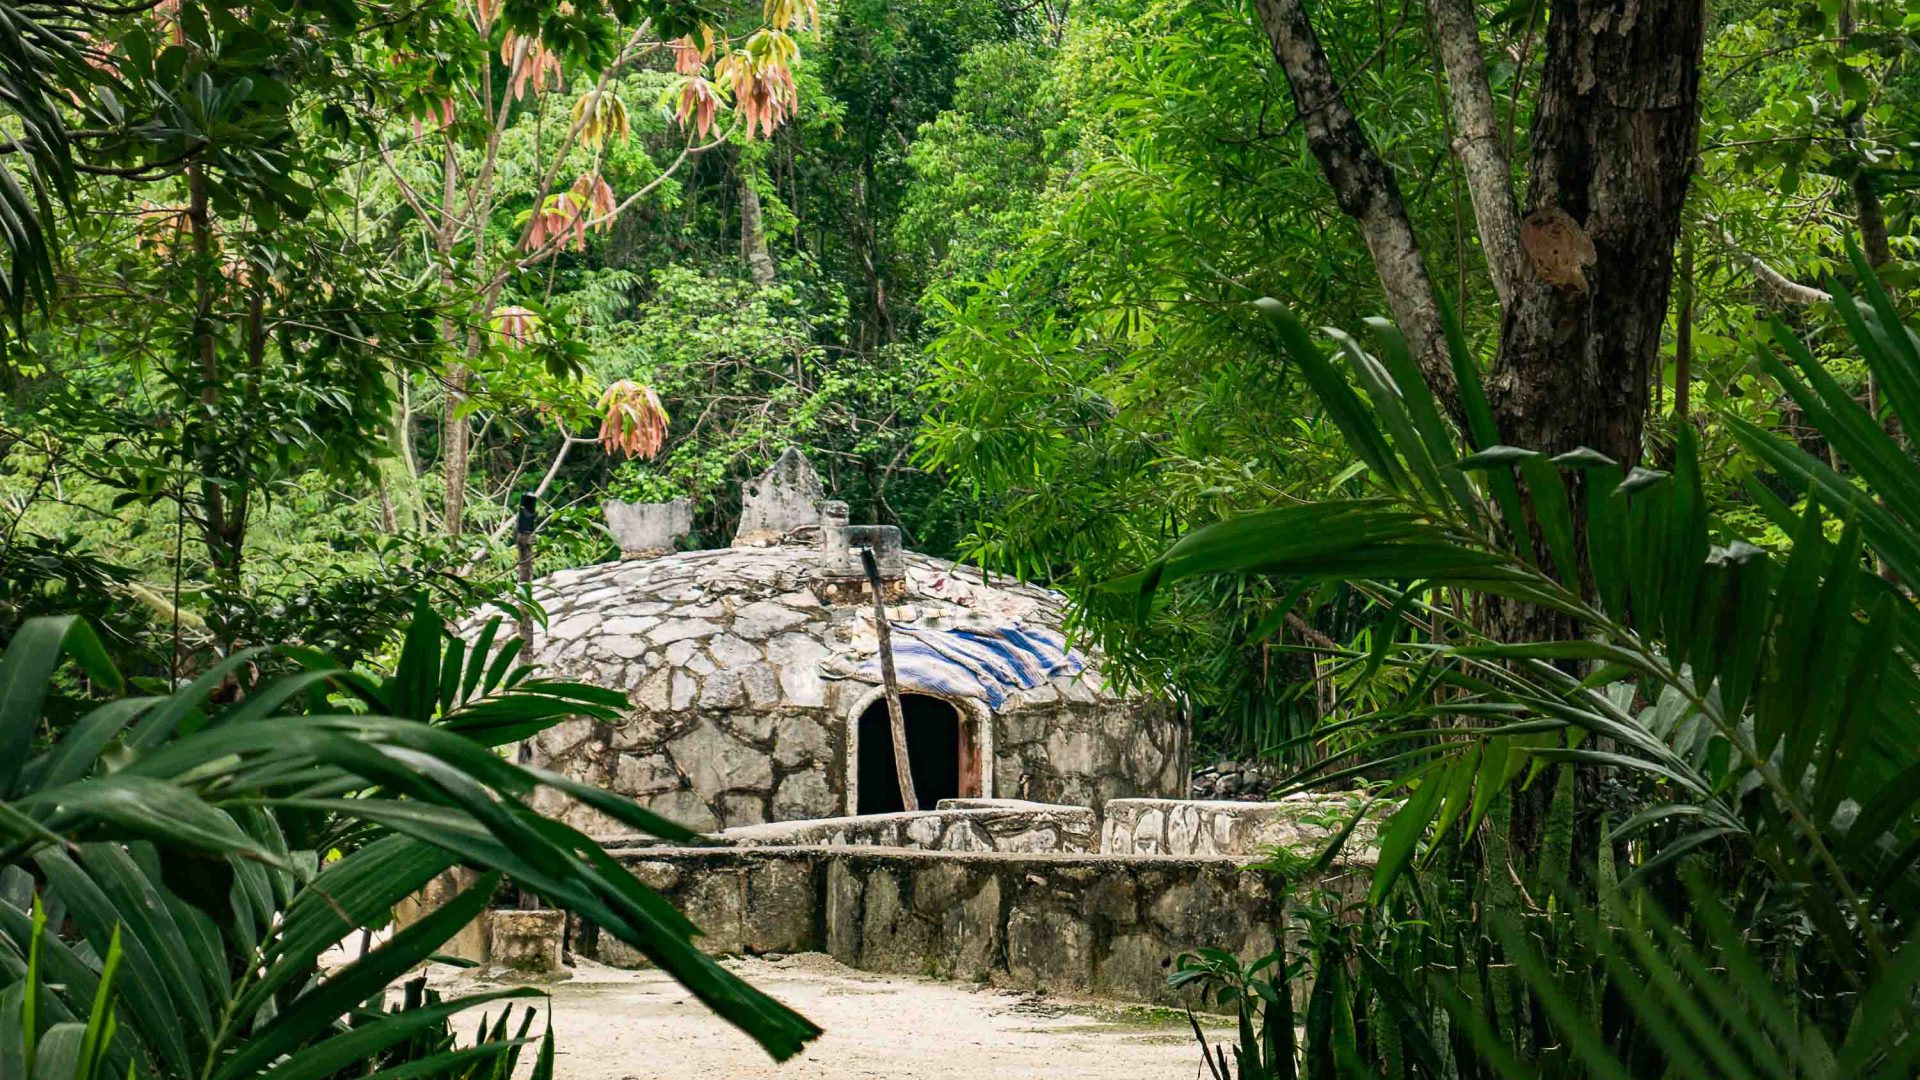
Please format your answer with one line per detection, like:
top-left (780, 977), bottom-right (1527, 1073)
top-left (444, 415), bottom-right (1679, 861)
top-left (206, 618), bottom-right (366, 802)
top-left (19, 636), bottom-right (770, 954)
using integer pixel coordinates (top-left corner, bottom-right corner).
top-left (1255, 0), bottom-right (1706, 627)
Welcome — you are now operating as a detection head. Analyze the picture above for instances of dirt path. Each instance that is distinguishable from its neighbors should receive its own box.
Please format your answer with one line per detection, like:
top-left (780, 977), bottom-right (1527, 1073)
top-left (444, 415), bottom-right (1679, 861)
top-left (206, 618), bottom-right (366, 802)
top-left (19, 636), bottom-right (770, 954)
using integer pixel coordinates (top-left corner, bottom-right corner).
top-left (433, 953), bottom-right (1222, 1079)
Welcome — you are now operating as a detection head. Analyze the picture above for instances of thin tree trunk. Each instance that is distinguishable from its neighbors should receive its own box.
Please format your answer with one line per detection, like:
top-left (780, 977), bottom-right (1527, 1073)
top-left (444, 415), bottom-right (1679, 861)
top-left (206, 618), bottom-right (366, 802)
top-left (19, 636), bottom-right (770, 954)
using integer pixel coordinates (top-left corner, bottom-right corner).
top-left (862, 548), bottom-right (918, 811)
top-left (740, 164), bottom-right (777, 287)
top-left (1253, 0), bottom-right (1461, 417)
top-left (1426, 0), bottom-right (1522, 310)
top-left (1676, 229), bottom-right (1692, 424)
top-left (443, 365), bottom-right (471, 536)
top-left (186, 164), bottom-right (243, 583)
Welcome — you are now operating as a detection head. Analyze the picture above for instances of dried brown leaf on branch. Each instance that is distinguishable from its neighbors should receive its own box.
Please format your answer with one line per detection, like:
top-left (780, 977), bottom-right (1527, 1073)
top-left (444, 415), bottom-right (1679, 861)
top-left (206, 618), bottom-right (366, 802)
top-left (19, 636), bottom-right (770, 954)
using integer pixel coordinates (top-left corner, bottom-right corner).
top-left (502, 30), bottom-right (563, 100)
top-left (492, 305), bottom-right (539, 346)
top-left (598, 380), bottom-right (669, 459)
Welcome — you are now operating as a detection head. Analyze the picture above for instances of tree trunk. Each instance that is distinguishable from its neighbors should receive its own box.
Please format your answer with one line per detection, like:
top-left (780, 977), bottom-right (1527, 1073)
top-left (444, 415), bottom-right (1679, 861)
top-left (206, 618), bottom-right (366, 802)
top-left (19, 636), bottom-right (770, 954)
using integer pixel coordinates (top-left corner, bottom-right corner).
top-left (1426, 0), bottom-right (1522, 310)
top-left (443, 364), bottom-right (471, 536)
top-left (1484, 0), bottom-right (1705, 471)
top-left (1253, 0), bottom-right (1461, 416)
top-left (740, 166), bottom-right (778, 287)
top-left (862, 548), bottom-right (918, 811)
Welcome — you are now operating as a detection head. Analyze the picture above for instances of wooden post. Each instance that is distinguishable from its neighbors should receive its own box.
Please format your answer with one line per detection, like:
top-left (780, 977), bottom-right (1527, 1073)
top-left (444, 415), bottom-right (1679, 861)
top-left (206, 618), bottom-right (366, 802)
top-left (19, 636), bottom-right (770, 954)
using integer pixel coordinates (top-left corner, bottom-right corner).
top-left (514, 494), bottom-right (544, 914)
top-left (514, 493), bottom-right (537, 649)
top-left (861, 546), bottom-right (918, 811)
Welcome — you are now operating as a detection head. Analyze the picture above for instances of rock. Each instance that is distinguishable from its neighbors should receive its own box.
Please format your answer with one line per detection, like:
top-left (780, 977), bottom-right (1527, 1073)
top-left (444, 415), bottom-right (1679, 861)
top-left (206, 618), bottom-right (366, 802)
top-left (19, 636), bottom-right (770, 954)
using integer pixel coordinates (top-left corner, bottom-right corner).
top-left (603, 615), bottom-right (659, 638)
top-left (648, 619), bottom-right (720, 646)
top-left (734, 448), bottom-right (827, 546)
top-left (743, 858), bottom-right (817, 954)
top-left (771, 770), bottom-right (832, 820)
top-left (667, 722), bottom-right (774, 796)
top-left (669, 670), bottom-right (698, 711)
top-left (605, 633), bottom-right (650, 660)
top-left (766, 632), bottom-right (829, 707)
top-left (707, 634), bottom-right (761, 669)
top-left (718, 791), bottom-right (767, 829)
top-left (772, 716), bottom-right (830, 768)
top-left (612, 753), bottom-right (679, 796)
top-left (728, 709), bottom-right (775, 744)
top-left (643, 786), bottom-right (718, 833)
top-left (488, 909), bottom-right (567, 976)
top-left (699, 670), bottom-right (745, 710)
top-left (633, 668), bottom-right (672, 711)
top-left (733, 600), bottom-right (811, 640)
top-left (603, 499), bottom-right (693, 554)
top-left (739, 663), bottom-right (782, 708)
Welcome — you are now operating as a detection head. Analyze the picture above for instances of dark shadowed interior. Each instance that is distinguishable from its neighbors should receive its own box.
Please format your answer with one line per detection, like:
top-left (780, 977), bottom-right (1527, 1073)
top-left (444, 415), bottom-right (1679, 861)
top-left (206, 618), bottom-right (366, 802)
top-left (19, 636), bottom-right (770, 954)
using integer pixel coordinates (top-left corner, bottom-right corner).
top-left (856, 693), bottom-right (963, 813)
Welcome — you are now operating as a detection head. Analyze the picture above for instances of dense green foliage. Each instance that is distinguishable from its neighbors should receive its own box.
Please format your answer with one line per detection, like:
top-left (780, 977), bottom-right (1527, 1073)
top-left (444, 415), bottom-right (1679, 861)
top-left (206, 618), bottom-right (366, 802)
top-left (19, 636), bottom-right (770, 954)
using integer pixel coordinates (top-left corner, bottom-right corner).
top-left (3, 0), bottom-right (1918, 1074)
top-left (1150, 260), bottom-right (1920, 1076)
top-left (0, 601), bottom-right (818, 1074)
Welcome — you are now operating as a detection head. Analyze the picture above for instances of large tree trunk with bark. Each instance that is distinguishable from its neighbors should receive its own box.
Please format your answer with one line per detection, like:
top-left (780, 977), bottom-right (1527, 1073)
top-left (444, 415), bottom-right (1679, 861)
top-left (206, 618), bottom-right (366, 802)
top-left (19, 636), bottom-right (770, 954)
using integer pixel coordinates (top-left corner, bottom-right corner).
top-left (1485, 0), bottom-right (1705, 471)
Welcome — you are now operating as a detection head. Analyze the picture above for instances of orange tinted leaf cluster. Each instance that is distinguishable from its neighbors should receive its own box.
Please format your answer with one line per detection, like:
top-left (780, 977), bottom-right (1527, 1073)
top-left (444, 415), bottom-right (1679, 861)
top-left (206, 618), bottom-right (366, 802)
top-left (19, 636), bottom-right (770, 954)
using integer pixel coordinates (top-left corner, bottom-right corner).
top-left (675, 76), bottom-right (721, 139)
top-left (492, 305), bottom-right (540, 346)
top-left (524, 174), bottom-right (617, 252)
top-left (714, 48), bottom-right (796, 139)
top-left (597, 380), bottom-right (669, 459)
top-left (502, 30), bottom-right (563, 100)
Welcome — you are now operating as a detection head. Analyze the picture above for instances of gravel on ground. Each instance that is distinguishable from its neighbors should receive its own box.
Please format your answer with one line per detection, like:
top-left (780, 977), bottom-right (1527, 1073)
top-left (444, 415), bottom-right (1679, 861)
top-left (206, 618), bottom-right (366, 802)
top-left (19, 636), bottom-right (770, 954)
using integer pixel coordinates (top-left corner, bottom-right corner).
top-left (426, 952), bottom-right (1226, 1079)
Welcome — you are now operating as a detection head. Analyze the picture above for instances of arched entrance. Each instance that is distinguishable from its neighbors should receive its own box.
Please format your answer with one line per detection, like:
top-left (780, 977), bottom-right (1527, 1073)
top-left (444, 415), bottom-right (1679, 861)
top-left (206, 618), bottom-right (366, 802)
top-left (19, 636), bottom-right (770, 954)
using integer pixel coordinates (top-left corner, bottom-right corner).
top-left (854, 693), bottom-right (979, 813)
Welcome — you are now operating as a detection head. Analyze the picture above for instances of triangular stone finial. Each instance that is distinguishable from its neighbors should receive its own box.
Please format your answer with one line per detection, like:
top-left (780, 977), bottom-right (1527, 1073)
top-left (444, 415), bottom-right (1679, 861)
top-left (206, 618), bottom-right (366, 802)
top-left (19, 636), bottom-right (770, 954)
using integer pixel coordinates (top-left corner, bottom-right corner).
top-left (733, 448), bottom-right (828, 546)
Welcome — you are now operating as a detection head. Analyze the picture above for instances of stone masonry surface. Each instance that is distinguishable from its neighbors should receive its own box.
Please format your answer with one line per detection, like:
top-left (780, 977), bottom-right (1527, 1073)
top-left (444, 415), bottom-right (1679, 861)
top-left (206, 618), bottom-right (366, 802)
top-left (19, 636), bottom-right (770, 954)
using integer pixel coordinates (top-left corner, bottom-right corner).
top-left (1100, 795), bottom-right (1386, 866)
top-left (578, 846), bottom-right (1351, 1006)
top-left (613, 804), bottom-right (1098, 854)
top-left (480, 542), bottom-right (1186, 836)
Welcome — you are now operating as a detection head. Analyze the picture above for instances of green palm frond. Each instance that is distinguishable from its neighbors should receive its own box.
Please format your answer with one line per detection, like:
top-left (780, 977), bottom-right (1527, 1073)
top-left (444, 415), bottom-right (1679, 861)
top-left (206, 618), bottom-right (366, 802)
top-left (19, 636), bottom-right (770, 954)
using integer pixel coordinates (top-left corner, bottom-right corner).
top-left (0, 597), bottom-right (821, 1076)
top-left (1134, 244), bottom-right (1920, 1071)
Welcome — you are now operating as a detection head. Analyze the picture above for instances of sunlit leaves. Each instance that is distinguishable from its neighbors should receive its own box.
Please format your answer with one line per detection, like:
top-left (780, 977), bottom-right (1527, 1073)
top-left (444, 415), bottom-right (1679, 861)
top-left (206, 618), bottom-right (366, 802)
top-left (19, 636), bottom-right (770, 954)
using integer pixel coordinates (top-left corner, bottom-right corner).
top-left (571, 88), bottom-right (629, 146)
top-left (596, 379), bottom-right (669, 459)
top-left (502, 30), bottom-right (564, 100)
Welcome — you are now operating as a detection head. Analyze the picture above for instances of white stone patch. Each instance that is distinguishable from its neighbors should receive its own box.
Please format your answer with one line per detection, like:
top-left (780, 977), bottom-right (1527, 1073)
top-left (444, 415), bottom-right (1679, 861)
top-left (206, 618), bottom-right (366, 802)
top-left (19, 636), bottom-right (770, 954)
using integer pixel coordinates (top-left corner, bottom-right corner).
top-left (647, 618), bottom-right (719, 645)
top-left (707, 634), bottom-right (760, 669)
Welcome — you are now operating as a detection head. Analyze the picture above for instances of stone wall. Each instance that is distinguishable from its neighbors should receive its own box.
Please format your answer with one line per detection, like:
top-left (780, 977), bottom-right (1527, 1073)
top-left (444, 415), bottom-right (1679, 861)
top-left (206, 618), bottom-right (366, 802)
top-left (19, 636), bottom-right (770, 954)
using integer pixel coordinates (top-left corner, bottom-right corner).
top-left (993, 696), bottom-right (1187, 808)
top-left (586, 846), bottom-right (1319, 1006)
top-left (492, 542), bottom-right (1184, 837)
top-left (514, 550), bottom-right (846, 836)
top-left (701, 804), bottom-right (1096, 853)
top-left (1100, 795), bottom-right (1383, 865)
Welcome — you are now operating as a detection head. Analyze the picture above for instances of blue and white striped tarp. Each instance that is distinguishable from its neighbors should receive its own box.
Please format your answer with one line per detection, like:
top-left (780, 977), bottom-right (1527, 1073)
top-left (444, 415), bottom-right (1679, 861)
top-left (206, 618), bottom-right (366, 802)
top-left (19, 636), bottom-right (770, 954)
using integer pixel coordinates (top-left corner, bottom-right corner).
top-left (854, 624), bottom-right (1085, 709)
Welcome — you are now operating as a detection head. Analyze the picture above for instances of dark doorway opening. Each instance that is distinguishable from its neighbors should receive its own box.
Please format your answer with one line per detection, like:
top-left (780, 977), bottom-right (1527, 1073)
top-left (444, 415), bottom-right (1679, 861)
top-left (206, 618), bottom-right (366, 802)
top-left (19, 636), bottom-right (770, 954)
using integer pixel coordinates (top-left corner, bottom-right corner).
top-left (855, 693), bottom-right (973, 813)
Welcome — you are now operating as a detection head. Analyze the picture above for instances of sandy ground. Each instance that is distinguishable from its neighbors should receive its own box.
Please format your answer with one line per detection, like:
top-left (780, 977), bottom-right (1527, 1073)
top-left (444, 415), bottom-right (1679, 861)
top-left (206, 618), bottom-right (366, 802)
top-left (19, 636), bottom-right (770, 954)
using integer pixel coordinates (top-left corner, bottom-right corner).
top-left (426, 952), bottom-right (1225, 1079)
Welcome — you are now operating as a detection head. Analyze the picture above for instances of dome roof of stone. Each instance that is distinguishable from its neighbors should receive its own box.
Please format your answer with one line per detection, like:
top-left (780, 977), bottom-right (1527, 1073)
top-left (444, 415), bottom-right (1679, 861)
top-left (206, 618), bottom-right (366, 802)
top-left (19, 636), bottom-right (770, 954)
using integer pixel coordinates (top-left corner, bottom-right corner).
top-left (519, 544), bottom-right (1126, 715)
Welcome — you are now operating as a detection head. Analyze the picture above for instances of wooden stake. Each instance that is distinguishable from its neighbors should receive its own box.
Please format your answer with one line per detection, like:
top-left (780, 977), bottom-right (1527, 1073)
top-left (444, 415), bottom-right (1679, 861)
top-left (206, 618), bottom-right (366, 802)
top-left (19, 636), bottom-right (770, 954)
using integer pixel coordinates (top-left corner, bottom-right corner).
top-left (862, 547), bottom-right (918, 811)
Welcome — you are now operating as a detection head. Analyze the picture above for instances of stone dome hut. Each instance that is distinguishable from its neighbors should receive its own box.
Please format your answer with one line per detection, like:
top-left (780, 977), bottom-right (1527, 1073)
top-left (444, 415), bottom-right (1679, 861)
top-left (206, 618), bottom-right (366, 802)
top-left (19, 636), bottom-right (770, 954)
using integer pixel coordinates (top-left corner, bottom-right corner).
top-left (512, 451), bottom-right (1187, 837)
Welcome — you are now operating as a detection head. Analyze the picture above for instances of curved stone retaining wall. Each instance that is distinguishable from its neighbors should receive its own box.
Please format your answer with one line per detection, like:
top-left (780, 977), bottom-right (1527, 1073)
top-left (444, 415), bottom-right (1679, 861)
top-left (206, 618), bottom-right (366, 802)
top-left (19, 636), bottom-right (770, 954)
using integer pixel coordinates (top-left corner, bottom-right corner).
top-left (1100, 795), bottom-right (1382, 863)
top-left (703, 804), bottom-right (1096, 853)
top-left (579, 846), bottom-right (1355, 1005)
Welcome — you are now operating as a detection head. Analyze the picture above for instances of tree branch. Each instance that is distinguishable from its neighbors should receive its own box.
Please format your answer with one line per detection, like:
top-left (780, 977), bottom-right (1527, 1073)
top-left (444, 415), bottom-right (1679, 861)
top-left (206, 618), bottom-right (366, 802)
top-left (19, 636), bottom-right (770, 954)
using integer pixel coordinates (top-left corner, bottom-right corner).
top-left (1711, 227), bottom-right (1831, 306)
top-left (1253, 0), bottom-right (1461, 418)
top-left (1426, 0), bottom-right (1521, 310)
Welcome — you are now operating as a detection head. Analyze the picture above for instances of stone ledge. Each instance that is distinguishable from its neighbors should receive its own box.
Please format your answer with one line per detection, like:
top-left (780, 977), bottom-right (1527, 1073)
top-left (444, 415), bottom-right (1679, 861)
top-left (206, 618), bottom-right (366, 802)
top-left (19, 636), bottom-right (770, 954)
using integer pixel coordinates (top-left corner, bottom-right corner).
top-left (578, 844), bottom-right (1367, 1005)
top-left (1101, 794), bottom-right (1385, 862)
top-left (602, 804), bottom-right (1099, 854)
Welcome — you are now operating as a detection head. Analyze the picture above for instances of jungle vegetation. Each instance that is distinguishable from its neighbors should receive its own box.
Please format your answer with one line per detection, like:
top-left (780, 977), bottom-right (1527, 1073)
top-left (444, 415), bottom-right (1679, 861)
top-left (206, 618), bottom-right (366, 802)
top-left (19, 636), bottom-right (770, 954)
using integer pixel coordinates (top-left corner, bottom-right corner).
top-left (0, 0), bottom-right (1916, 1074)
